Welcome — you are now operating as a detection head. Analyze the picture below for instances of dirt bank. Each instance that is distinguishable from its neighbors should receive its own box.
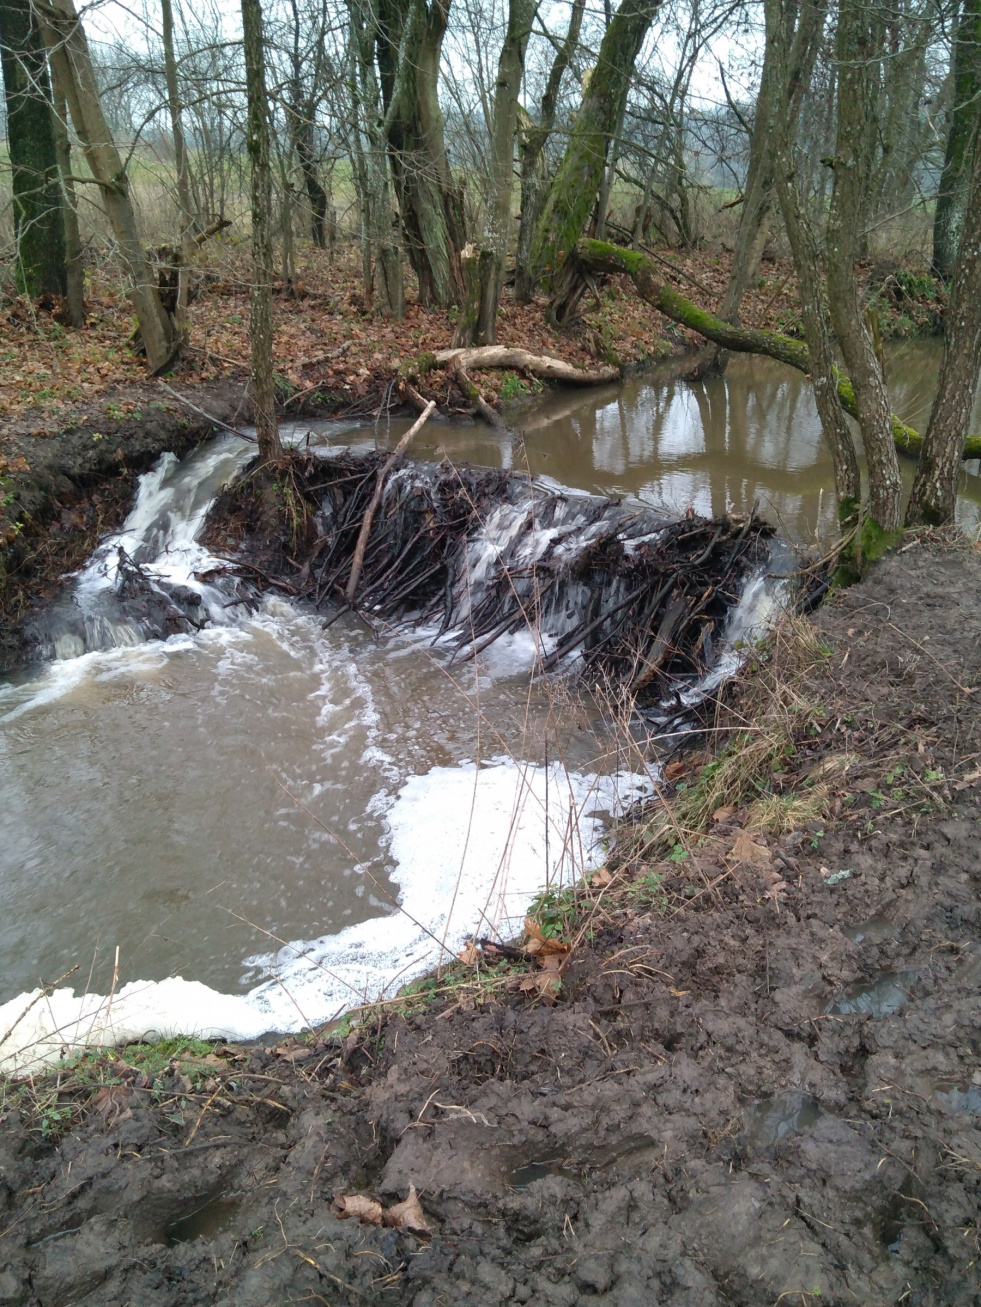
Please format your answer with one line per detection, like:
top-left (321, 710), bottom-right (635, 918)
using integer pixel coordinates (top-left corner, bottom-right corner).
top-left (0, 382), bottom-right (257, 671)
top-left (1, 538), bottom-right (979, 1305)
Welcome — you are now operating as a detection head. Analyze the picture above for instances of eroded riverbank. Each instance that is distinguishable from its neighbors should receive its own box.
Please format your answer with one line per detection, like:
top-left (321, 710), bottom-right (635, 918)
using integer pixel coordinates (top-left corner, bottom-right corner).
top-left (1, 539), bottom-right (979, 1305)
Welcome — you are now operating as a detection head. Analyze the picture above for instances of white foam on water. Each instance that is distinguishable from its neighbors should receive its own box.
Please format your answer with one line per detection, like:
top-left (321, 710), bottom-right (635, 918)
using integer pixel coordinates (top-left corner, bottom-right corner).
top-left (0, 755), bottom-right (654, 1074)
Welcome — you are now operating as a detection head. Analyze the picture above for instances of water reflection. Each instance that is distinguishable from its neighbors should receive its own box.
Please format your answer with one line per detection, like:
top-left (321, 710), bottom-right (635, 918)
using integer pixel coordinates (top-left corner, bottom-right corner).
top-left (385, 342), bottom-right (981, 542)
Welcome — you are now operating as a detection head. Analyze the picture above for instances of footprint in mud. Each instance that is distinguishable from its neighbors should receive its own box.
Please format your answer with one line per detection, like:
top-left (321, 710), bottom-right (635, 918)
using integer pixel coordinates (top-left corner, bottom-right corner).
top-left (743, 1091), bottom-right (825, 1150)
top-left (826, 970), bottom-right (916, 1018)
top-left (508, 1161), bottom-right (581, 1190)
top-left (934, 1083), bottom-right (981, 1115)
top-left (163, 1195), bottom-right (241, 1246)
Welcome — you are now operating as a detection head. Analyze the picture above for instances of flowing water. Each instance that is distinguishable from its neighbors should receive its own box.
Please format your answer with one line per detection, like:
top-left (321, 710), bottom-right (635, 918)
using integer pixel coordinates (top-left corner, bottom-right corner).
top-left (1, 342), bottom-right (977, 1069)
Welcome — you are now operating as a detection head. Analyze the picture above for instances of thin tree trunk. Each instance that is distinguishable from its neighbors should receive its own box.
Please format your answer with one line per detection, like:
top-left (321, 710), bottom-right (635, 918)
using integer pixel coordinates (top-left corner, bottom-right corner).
top-left (161, 0), bottom-right (195, 328)
top-left (764, 0), bottom-right (860, 535)
top-left (825, 0), bottom-right (903, 540)
top-left (907, 129), bottom-right (981, 523)
top-left (454, 0), bottom-right (535, 345)
top-left (241, 0), bottom-right (282, 461)
top-left (933, 0), bottom-right (981, 280)
top-left (348, 0), bottom-right (404, 317)
top-left (703, 0), bottom-right (825, 374)
top-left (39, 0), bottom-right (178, 372)
top-left (531, 0), bottom-right (662, 295)
top-left (0, 0), bottom-right (66, 297)
top-left (50, 81), bottom-right (83, 325)
top-left (514, 0), bottom-right (585, 302)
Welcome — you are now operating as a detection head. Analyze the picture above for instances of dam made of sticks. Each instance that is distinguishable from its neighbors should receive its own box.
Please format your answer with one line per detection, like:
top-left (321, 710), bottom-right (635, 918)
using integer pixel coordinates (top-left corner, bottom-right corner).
top-left (208, 447), bottom-right (777, 701)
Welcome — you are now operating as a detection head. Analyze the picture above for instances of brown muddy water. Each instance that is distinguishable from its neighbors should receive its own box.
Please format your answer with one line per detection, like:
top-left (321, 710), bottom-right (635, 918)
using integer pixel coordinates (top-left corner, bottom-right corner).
top-left (0, 341), bottom-right (977, 1064)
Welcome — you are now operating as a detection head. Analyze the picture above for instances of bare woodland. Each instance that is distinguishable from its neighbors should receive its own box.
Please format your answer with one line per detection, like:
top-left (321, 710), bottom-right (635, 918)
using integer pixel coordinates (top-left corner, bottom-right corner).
top-left (2, 0), bottom-right (981, 564)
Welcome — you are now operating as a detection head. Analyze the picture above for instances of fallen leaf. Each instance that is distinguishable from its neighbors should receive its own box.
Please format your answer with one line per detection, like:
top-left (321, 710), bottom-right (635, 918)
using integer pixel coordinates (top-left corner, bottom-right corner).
top-left (664, 761), bottom-right (686, 781)
top-left (728, 832), bottom-right (771, 864)
top-left (590, 866), bottom-right (613, 887)
top-left (712, 806), bottom-right (735, 822)
top-left (458, 941), bottom-right (480, 966)
top-left (91, 1084), bottom-right (132, 1125)
top-left (332, 1194), bottom-right (384, 1225)
top-left (518, 971), bottom-right (562, 1002)
top-left (383, 1184), bottom-right (430, 1233)
top-left (525, 916), bottom-right (546, 943)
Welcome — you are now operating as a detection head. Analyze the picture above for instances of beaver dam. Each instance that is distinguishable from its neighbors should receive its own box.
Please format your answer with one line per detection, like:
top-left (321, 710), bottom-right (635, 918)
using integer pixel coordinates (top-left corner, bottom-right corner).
top-left (0, 421), bottom-right (798, 1072)
top-left (208, 446), bottom-right (781, 705)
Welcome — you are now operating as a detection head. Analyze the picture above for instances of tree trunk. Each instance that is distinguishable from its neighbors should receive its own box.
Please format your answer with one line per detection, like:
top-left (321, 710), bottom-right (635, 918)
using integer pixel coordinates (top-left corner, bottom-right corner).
top-left (347, 0), bottom-right (404, 317)
top-left (825, 0), bottom-right (903, 540)
top-left (39, 0), bottom-right (178, 372)
top-left (50, 81), bottom-right (84, 325)
top-left (161, 0), bottom-right (195, 330)
top-left (933, 0), bottom-right (981, 281)
top-left (763, 0), bottom-right (860, 535)
top-left (241, 0), bottom-right (282, 461)
top-left (907, 129), bottom-right (981, 523)
top-left (530, 0), bottom-right (662, 295)
top-left (454, 0), bottom-right (536, 345)
top-left (375, 0), bottom-right (464, 307)
top-left (295, 116), bottom-right (329, 247)
top-left (703, 0), bottom-right (825, 375)
top-left (514, 0), bottom-right (585, 302)
top-left (0, 0), bottom-right (66, 297)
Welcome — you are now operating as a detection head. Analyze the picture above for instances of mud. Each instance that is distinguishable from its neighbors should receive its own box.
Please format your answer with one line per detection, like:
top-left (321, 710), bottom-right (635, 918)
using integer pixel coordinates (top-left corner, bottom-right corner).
top-left (1, 539), bottom-right (980, 1306)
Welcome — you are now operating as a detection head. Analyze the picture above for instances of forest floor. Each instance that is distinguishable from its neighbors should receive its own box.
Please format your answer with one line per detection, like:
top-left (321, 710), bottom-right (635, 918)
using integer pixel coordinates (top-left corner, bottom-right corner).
top-left (2, 536), bottom-right (980, 1306)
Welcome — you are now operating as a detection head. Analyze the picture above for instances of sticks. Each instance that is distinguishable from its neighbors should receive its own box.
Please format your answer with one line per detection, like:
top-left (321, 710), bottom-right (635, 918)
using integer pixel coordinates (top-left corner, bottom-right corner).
top-left (345, 402), bottom-right (436, 604)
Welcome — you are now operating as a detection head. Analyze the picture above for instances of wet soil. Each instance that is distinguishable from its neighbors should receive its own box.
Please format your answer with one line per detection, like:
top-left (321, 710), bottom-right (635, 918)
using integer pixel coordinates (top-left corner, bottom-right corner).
top-left (2, 539), bottom-right (980, 1306)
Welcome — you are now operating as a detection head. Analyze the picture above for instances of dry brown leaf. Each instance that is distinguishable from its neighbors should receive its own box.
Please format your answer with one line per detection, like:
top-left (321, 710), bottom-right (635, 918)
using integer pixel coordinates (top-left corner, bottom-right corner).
top-left (91, 1084), bottom-right (132, 1124)
top-left (458, 940), bottom-right (480, 966)
top-left (664, 761), bottom-right (687, 781)
top-left (518, 971), bottom-right (562, 1003)
top-left (590, 866), bottom-right (613, 888)
top-left (712, 806), bottom-right (735, 822)
top-left (525, 916), bottom-right (546, 943)
top-left (332, 1194), bottom-right (384, 1225)
top-left (669, 988), bottom-right (691, 997)
top-left (383, 1184), bottom-right (430, 1233)
top-left (729, 832), bottom-right (771, 865)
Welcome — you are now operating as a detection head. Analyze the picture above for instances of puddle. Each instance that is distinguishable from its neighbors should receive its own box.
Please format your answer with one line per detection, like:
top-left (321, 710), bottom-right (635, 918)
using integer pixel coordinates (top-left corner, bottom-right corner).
top-left (934, 1084), bottom-right (981, 1114)
top-left (509, 1160), bottom-right (580, 1190)
top-left (843, 905), bottom-right (901, 945)
top-left (743, 1091), bottom-right (824, 1150)
top-left (826, 971), bottom-right (916, 1018)
top-left (164, 1195), bottom-right (241, 1245)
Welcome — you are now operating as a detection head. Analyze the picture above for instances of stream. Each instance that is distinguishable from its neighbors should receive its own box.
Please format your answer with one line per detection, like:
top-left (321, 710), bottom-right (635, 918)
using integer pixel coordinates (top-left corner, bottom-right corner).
top-left (1, 342), bottom-right (977, 1069)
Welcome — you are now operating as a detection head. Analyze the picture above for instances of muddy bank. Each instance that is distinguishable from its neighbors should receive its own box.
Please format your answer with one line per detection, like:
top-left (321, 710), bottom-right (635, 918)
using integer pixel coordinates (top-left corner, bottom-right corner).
top-left (1, 539), bottom-right (979, 1305)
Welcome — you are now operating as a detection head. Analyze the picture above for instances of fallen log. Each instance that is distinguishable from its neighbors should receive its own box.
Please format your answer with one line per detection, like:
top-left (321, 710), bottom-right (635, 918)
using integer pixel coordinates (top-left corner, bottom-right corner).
top-left (563, 239), bottom-right (981, 462)
top-left (433, 346), bottom-right (620, 386)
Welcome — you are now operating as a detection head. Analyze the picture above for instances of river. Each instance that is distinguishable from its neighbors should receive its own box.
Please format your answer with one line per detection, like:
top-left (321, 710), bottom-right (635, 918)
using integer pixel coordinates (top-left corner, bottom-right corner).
top-left (0, 341), bottom-right (976, 1068)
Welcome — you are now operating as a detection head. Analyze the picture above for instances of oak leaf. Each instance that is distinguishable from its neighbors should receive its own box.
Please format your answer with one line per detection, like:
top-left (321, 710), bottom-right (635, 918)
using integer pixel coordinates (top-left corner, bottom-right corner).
top-left (712, 806), bottom-right (735, 822)
top-left (590, 866), bottom-right (613, 888)
top-left (458, 941), bottom-right (481, 966)
top-left (663, 761), bottom-right (687, 781)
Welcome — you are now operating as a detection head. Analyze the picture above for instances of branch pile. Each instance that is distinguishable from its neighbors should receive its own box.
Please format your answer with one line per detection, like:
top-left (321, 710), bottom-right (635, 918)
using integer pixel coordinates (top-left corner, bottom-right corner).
top-left (212, 449), bottom-right (778, 700)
